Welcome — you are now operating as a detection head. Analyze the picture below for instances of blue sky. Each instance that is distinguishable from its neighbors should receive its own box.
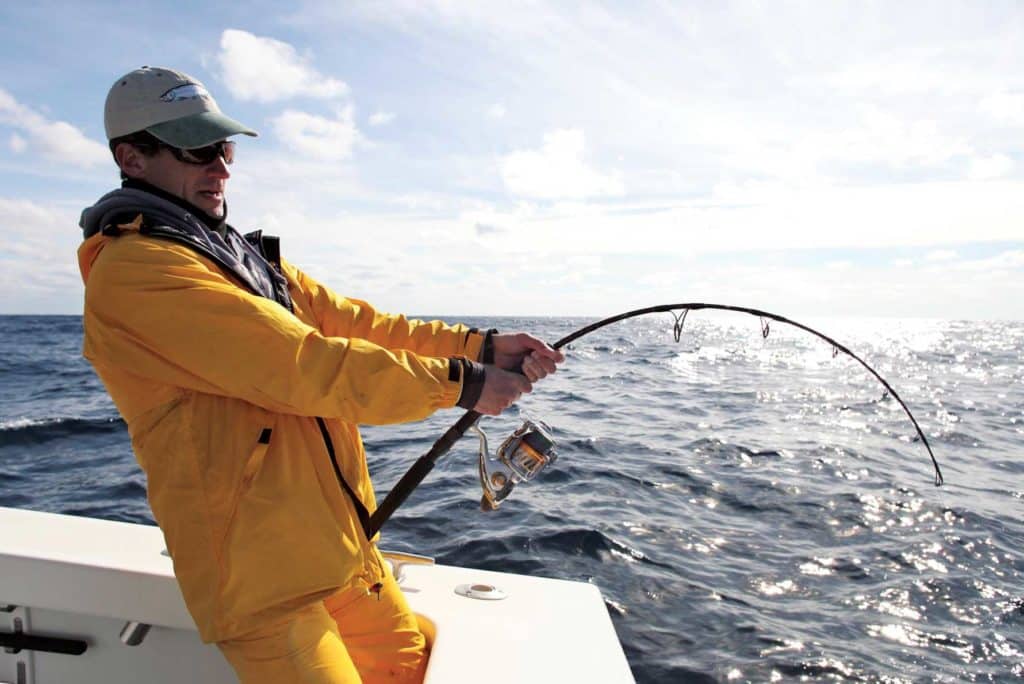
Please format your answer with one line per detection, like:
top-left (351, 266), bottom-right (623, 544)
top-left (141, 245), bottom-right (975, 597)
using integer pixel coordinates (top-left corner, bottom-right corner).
top-left (1, 1), bottom-right (1021, 317)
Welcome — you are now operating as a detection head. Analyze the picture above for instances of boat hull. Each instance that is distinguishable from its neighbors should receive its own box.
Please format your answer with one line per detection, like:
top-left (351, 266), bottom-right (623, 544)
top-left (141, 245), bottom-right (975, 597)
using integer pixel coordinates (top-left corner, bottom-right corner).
top-left (1, 507), bottom-right (634, 683)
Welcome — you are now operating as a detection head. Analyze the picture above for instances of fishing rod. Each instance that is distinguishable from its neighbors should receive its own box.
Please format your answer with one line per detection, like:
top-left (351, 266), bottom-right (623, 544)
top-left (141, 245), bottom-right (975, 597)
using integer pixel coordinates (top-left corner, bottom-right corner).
top-left (366, 303), bottom-right (943, 538)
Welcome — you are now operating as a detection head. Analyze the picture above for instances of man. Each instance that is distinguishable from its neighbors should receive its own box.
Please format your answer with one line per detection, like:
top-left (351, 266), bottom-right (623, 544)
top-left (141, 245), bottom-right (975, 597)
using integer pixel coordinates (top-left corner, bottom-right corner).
top-left (77, 66), bottom-right (563, 683)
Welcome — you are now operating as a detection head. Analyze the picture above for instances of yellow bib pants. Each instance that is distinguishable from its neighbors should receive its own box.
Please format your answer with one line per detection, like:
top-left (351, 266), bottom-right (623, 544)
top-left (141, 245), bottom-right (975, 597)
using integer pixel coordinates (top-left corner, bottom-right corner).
top-left (217, 570), bottom-right (428, 683)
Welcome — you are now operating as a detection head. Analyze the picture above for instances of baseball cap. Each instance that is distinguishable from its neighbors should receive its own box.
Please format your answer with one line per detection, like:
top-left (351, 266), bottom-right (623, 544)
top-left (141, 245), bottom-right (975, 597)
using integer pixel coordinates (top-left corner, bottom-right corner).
top-left (105, 66), bottom-right (257, 148)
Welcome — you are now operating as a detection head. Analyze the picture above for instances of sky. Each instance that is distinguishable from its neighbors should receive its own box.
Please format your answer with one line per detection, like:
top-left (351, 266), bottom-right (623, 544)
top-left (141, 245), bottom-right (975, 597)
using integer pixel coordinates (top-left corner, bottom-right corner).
top-left (0, 1), bottom-right (1021, 318)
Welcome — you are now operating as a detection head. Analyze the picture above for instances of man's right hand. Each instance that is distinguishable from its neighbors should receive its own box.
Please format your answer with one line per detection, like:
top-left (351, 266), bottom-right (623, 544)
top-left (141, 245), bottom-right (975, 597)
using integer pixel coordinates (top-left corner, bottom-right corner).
top-left (473, 366), bottom-right (533, 416)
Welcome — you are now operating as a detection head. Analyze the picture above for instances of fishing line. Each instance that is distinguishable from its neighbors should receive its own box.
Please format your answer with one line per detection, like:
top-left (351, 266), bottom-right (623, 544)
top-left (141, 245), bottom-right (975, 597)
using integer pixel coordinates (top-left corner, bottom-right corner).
top-left (366, 303), bottom-right (943, 538)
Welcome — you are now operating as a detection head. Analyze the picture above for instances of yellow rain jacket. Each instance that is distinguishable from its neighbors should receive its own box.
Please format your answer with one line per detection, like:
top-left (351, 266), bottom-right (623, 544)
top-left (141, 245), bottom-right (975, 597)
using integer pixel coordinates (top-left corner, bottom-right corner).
top-left (77, 191), bottom-right (483, 643)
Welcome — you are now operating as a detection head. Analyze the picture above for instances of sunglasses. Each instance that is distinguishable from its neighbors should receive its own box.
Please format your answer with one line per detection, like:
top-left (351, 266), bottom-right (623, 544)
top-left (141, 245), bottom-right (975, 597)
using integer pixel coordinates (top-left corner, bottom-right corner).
top-left (164, 140), bottom-right (235, 166)
top-left (130, 137), bottom-right (235, 166)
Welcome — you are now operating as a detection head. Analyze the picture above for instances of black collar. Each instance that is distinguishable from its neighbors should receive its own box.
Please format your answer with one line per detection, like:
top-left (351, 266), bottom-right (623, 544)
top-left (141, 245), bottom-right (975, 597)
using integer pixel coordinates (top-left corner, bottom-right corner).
top-left (122, 179), bottom-right (227, 233)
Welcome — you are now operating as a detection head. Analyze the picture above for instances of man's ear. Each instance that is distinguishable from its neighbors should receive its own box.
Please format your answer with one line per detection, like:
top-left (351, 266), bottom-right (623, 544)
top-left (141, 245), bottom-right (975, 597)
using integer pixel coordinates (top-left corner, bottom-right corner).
top-left (114, 142), bottom-right (147, 179)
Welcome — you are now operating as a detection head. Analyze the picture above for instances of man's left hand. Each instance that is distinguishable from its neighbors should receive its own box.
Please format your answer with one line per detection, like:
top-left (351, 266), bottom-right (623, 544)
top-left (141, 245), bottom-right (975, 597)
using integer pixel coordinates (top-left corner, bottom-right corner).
top-left (492, 332), bottom-right (565, 382)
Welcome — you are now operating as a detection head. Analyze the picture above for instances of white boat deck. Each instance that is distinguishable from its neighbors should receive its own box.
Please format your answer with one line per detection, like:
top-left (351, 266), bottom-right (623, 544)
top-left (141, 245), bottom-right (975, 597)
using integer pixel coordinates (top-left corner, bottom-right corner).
top-left (0, 506), bottom-right (634, 683)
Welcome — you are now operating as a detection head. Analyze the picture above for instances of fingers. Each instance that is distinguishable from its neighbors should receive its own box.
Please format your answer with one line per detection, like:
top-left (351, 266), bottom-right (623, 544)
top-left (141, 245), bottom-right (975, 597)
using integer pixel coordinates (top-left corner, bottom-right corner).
top-left (492, 332), bottom-right (565, 375)
top-left (520, 351), bottom-right (558, 382)
top-left (513, 371), bottom-right (533, 396)
top-left (511, 333), bottom-right (565, 382)
top-left (474, 368), bottom-right (532, 416)
top-left (517, 333), bottom-right (565, 363)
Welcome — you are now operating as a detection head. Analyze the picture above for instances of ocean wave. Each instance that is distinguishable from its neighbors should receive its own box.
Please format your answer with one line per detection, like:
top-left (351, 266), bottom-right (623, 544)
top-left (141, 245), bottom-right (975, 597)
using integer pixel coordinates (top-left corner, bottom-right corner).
top-left (0, 416), bottom-right (125, 446)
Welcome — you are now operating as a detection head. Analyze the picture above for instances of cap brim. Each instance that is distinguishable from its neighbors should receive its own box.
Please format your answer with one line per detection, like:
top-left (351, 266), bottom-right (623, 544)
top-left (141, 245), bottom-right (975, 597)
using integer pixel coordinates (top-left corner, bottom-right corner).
top-left (146, 111), bottom-right (258, 148)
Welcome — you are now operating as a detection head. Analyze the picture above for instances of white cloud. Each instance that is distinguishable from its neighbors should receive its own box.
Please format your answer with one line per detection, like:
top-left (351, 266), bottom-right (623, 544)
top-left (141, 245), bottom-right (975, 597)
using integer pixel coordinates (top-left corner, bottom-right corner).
top-left (925, 250), bottom-right (957, 262)
top-left (271, 106), bottom-right (359, 160)
top-left (394, 193), bottom-right (450, 212)
top-left (954, 250), bottom-right (1024, 272)
top-left (217, 29), bottom-right (348, 102)
top-left (0, 197), bottom-right (83, 312)
top-left (0, 87), bottom-right (107, 168)
top-left (829, 107), bottom-right (973, 169)
top-left (826, 59), bottom-right (990, 97)
top-left (979, 92), bottom-right (1024, 125)
top-left (968, 154), bottom-right (1014, 180)
top-left (228, 200), bottom-right (1024, 319)
top-left (368, 111), bottom-right (395, 126)
top-left (432, 180), bottom-right (1024, 258)
top-left (487, 104), bottom-right (506, 119)
top-left (289, 4), bottom-right (1022, 192)
top-left (0, 196), bottom-right (64, 229)
top-left (9, 133), bottom-right (26, 153)
top-left (500, 129), bottom-right (623, 200)
top-left (474, 222), bottom-right (503, 237)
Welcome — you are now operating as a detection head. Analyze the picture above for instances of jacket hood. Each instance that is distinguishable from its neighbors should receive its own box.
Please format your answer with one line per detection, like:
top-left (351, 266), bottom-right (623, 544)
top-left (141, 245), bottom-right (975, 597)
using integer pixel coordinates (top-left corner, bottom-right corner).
top-left (77, 221), bottom-right (133, 286)
top-left (80, 186), bottom-right (211, 240)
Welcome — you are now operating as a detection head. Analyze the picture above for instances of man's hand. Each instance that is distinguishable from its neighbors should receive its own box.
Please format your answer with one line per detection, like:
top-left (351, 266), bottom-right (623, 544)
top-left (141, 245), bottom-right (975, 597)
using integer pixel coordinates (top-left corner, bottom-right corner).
top-left (474, 367), bottom-right (533, 416)
top-left (492, 332), bottom-right (565, 382)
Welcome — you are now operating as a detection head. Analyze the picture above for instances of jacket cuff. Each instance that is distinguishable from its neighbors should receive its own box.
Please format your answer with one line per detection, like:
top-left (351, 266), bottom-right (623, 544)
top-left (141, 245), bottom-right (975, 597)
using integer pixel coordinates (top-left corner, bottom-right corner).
top-left (461, 328), bottom-right (486, 362)
top-left (480, 328), bottom-right (498, 364)
top-left (463, 327), bottom-right (499, 363)
top-left (451, 358), bottom-right (486, 410)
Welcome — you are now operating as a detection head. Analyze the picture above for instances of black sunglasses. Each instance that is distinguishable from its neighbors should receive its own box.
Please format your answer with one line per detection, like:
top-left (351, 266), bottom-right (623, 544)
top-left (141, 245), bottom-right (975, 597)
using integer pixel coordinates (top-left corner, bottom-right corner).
top-left (161, 140), bottom-right (235, 166)
top-left (125, 134), bottom-right (235, 166)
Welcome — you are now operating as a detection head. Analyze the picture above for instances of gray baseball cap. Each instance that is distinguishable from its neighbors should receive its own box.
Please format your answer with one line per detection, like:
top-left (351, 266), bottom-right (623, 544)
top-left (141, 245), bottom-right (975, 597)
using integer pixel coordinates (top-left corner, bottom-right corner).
top-left (105, 66), bottom-right (257, 148)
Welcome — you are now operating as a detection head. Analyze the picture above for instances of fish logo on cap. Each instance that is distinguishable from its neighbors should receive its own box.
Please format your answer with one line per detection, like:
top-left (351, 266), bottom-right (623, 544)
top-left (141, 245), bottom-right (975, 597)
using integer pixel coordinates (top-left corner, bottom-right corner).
top-left (160, 84), bottom-right (211, 103)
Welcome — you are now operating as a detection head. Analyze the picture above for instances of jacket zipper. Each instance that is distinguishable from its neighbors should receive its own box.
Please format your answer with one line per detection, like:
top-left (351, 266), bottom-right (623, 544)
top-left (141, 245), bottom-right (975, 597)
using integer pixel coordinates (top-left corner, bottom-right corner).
top-left (314, 419), bottom-right (387, 593)
top-left (315, 417), bottom-right (372, 541)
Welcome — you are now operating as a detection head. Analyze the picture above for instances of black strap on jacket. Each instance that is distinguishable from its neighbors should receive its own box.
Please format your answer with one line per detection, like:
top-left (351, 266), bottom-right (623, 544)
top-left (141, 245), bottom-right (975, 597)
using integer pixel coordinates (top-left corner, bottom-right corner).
top-left (244, 230), bottom-right (282, 272)
top-left (317, 417), bottom-right (373, 538)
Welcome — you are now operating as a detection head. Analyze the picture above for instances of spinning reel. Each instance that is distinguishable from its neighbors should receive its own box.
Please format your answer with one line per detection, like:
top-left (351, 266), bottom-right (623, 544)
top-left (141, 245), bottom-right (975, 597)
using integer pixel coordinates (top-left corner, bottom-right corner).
top-left (470, 418), bottom-right (558, 511)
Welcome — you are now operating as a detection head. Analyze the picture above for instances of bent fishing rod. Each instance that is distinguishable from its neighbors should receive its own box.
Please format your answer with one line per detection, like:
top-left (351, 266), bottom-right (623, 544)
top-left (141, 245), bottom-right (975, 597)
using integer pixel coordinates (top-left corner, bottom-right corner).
top-left (366, 303), bottom-right (944, 538)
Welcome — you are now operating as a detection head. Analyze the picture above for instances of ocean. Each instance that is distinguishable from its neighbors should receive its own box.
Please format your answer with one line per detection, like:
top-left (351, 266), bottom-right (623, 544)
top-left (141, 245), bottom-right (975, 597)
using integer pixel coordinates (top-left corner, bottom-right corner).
top-left (1, 314), bottom-right (1021, 682)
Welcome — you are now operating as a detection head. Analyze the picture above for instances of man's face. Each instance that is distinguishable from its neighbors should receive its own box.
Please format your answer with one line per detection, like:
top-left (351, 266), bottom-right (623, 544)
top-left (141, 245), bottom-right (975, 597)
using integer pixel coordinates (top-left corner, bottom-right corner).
top-left (123, 144), bottom-right (231, 218)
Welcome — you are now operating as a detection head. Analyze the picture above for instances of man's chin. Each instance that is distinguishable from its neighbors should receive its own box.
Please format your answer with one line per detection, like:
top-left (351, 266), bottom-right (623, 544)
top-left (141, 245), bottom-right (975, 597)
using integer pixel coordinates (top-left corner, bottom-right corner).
top-left (194, 199), bottom-right (225, 218)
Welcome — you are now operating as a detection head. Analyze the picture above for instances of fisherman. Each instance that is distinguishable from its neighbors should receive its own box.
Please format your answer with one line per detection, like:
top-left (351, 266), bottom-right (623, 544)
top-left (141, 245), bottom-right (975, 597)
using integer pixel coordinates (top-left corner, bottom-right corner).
top-left (77, 66), bottom-right (564, 683)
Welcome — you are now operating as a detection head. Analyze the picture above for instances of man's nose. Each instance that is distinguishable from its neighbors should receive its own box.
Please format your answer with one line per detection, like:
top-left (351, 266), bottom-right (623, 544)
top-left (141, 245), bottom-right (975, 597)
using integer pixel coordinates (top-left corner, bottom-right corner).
top-left (207, 155), bottom-right (231, 179)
